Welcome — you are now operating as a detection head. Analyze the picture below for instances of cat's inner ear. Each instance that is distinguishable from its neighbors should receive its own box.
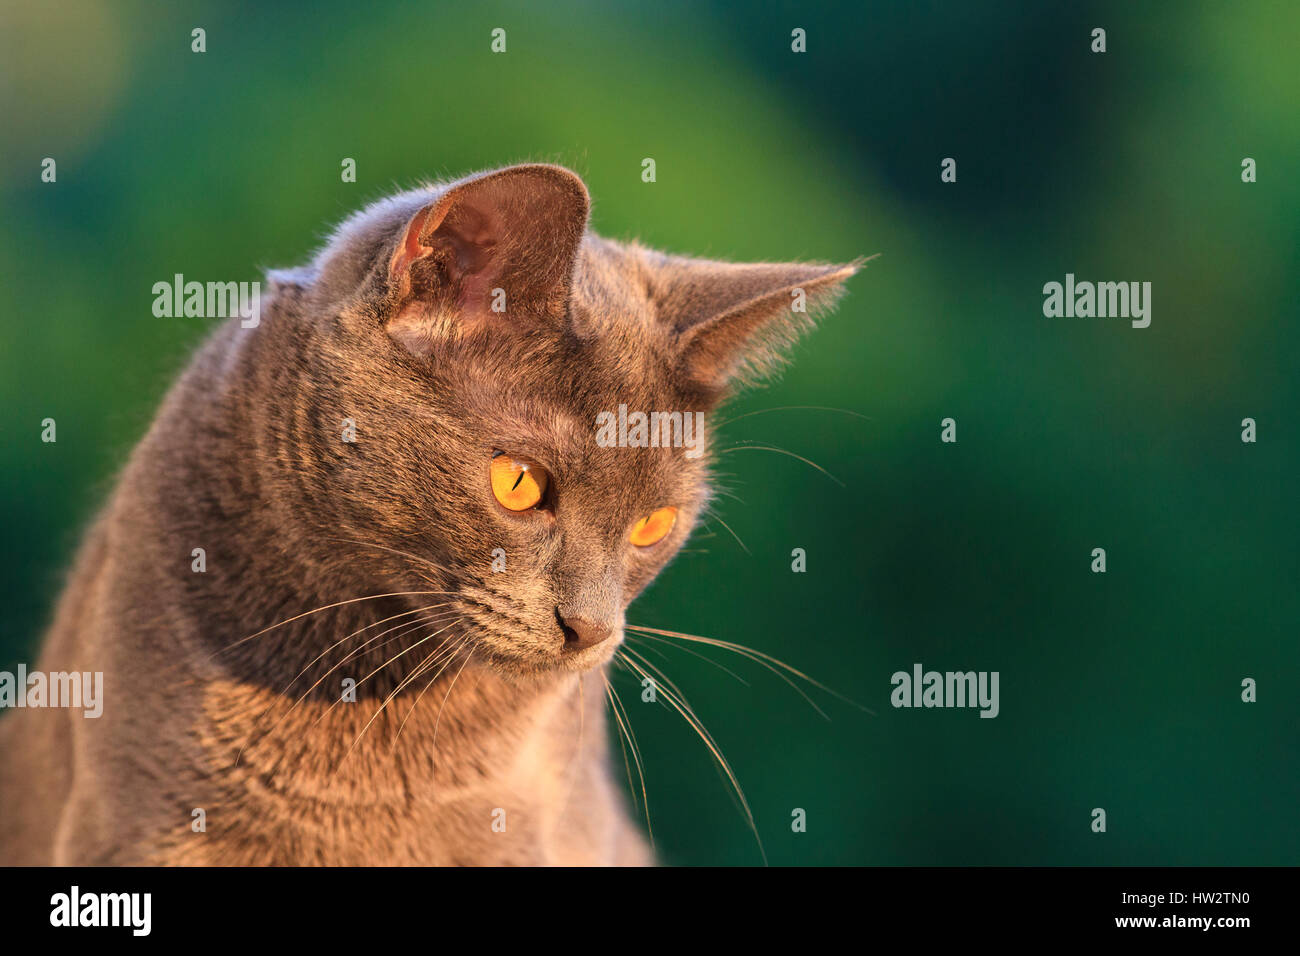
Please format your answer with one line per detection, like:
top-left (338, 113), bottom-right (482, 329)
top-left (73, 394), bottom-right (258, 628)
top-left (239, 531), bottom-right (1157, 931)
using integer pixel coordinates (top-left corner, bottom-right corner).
top-left (650, 256), bottom-right (864, 391)
top-left (386, 164), bottom-right (590, 352)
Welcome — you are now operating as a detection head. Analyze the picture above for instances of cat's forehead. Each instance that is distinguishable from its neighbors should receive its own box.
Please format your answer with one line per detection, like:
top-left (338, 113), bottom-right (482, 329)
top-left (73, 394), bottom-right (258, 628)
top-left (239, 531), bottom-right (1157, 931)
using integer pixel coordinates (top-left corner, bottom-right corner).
top-left (450, 235), bottom-right (687, 412)
top-left (436, 286), bottom-right (709, 496)
top-left (570, 235), bottom-right (659, 325)
top-left (446, 331), bottom-right (695, 454)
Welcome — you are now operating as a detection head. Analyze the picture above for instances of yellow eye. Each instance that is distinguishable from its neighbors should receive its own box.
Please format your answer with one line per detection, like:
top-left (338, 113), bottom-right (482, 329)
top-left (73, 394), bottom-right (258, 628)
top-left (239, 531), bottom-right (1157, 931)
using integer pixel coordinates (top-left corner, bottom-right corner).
top-left (490, 452), bottom-right (549, 511)
top-left (629, 507), bottom-right (677, 547)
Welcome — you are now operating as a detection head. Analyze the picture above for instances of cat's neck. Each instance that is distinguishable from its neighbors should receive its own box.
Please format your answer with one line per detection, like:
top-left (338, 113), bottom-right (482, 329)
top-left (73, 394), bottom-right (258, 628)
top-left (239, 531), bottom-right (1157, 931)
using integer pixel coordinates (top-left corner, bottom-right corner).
top-left (208, 655), bottom-right (595, 802)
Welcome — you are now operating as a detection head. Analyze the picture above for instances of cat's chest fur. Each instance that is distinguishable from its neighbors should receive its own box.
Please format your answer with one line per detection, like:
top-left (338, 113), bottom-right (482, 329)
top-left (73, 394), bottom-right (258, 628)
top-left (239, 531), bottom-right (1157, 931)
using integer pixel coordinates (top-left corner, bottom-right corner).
top-left (153, 672), bottom-right (638, 865)
top-left (42, 624), bottom-right (643, 865)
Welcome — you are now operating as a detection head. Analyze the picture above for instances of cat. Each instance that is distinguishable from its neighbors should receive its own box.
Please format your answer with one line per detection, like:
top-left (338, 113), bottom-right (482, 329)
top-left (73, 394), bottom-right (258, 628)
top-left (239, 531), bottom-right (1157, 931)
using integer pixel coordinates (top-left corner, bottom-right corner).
top-left (0, 163), bottom-right (859, 865)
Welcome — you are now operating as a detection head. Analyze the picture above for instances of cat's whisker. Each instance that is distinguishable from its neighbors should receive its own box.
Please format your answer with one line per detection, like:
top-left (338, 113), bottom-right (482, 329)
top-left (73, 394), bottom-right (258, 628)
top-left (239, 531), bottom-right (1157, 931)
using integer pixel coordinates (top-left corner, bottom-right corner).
top-left (429, 644), bottom-right (475, 759)
top-left (603, 668), bottom-right (652, 845)
top-left (237, 607), bottom-right (460, 766)
top-left (617, 652), bottom-right (762, 865)
top-left (621, 634), bottom-right (675, 665)
top-left (391, 633), bottom-right (472, 751)
top-left (209, 590), bottom-right (458, 661)
top-left (351, 643), bottom-right (447, 750)
top-left (330, 624), bottom-right (466, 771)
top-left (313, 618), bottom-right (460, 734)
top-left (629, 625), bottom-right (827, 715)
top-left (626, 624), bottom-right (873, 717)
top-left (643, 625), bottom-right (826, 720)
top-left (717, 443), bottom-right (844, 487)
top-left (700, 508), bottom-right (750, 555)
top-left (621, 643), bottom-right (732, 713)
top-left (606, 667), bottom-right (651, 808)
top-left (276, 602), bottom-right (455, 700)
top-left (627, 632), bottom-right (751, 687)
top-left (398, 629), bottom-right (463, 693)
top-left (707, 486), bottom-right (745, 507)
top-left (714, 404), bottom-right (872, 430)
top-left (618, 646), bottom-right (701, 722)
top-left (602, 676), bottom-right (638, 815)
top-left (322, 536), bottom-right (455, 579)
top-left (281, 607), bottom-right (459, 712)
top-left (343, 622), bottom-right (466, 761)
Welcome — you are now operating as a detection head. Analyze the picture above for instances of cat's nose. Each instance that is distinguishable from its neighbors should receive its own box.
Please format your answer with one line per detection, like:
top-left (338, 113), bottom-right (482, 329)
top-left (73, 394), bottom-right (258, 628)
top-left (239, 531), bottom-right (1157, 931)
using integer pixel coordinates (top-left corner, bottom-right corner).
top-left (556, 609), bottom-right (615, 651)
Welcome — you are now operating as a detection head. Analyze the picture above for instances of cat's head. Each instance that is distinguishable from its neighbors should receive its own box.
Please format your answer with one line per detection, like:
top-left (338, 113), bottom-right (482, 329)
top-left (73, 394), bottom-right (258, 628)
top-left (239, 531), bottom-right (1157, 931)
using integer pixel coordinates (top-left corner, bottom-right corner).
top-left (277, 164), bottom-right (859, 677)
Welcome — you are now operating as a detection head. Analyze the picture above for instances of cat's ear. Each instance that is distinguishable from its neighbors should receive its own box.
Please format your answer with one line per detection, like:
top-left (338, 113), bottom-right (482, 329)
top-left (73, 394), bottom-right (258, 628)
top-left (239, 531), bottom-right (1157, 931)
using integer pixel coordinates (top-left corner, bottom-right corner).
top-left (386, 164), bottom-right (589, 351)
top-left (649, 255), bottom-right (864, 391)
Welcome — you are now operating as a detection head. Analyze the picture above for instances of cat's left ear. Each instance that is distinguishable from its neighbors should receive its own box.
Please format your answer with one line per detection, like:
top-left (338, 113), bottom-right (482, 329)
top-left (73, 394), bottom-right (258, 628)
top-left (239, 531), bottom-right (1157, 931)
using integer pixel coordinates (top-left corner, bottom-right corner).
top-left (650, 255), bottom-right (865, 391)
top-left (386, 164), bottom-right (590, 350)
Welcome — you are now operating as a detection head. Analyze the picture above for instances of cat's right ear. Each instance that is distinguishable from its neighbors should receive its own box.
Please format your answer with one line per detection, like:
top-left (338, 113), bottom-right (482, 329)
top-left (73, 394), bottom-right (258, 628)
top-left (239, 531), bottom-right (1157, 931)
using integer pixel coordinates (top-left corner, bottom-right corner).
top-left (384, 164), bottom-right (590, 354)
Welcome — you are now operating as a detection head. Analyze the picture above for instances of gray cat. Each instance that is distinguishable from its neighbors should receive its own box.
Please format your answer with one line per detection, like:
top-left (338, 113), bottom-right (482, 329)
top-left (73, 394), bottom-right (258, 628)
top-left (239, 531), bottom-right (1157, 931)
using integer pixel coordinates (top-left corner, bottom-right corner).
top-left (0, 164), bottom-right (859, 865)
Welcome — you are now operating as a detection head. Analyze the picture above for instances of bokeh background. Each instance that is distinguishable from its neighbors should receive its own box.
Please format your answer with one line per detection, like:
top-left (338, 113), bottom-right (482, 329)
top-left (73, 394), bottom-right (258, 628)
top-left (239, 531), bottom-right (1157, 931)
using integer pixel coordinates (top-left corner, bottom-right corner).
top-left (2, 0), bottom-right (1296, 865)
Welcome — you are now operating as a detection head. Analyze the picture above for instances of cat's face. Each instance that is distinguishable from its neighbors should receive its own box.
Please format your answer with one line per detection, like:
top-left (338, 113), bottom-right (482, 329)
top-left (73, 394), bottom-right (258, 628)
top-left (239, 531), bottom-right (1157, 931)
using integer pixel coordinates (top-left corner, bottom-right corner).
top-left (288, 165), bottom-right (857, 677)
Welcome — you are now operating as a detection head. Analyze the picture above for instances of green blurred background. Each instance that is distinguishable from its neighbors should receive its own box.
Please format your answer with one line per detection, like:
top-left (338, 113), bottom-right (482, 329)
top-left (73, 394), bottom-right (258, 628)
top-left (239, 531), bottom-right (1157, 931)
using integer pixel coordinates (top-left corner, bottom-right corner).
top-left (2, 0), bottom-right (1296, 865)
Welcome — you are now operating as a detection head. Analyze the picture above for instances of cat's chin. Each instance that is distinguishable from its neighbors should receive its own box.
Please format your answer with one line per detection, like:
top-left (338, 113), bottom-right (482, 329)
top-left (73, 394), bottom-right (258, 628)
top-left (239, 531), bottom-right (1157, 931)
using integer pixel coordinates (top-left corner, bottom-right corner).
top-left (556, 635), bottom-right (623, 673)
top-left (475, 635), bottom-right (622, 679)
